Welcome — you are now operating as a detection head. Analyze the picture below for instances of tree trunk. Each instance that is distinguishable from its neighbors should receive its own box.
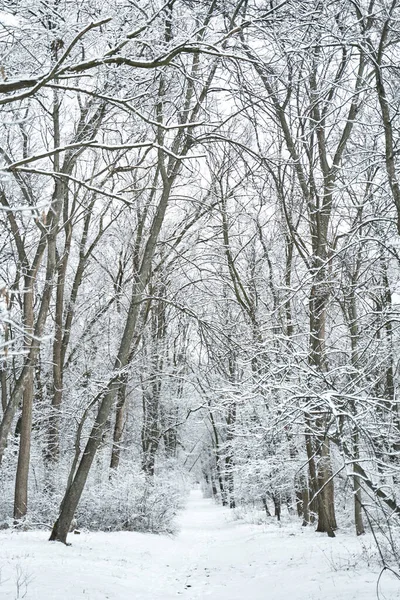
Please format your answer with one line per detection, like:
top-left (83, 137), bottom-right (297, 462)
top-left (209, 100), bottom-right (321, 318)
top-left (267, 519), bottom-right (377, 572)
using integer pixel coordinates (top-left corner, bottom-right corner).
top-left (216, 455), bottom-right (228, 506)
top-left (211, 475), bottom-right (218, 498)
top-left (273, 495), bottom-right (281, 521)
top-left (262, 496), bottom-right (271, 516)
top-left (50, 178), bottom-right (174, 543)
top-left (308, 267), bottom-right (337, 536)
top-left (47, 259), bottom-right (66, 463)
top-left (295, 488), bottom-right (303, 518)
top-left (346, 278), bottom-right (365, 536)
top-left (13, 284), bottom-right (34, 520)
top-left (305, 428), bottom-right (318, 523)
top-left (224, 402), bottom-right (236, 509)
top-left (141, 375), bottom-right (161, 477)
top-left (110, 377), bottom-right (127, 471)
top-left (302, 484), bottom-right (310, 527)
top-left (315, 435), bottom-right (336, 537)
top-left (1, 366), bottom-right (7, 413)
top-left (354, 471), bottom-right (365, 536)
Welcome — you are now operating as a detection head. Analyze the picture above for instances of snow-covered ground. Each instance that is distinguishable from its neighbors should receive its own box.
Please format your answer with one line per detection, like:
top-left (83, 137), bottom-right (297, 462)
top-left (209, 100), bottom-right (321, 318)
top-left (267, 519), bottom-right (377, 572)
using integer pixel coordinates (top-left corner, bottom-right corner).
top-left (0, 490), bottom-right (399, 599)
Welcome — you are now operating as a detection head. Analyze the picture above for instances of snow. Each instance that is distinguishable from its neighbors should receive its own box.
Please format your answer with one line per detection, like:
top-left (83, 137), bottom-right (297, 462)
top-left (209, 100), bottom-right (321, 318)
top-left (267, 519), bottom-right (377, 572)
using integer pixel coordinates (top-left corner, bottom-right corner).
top-left (0, 490), bottom-right (399, 599)
top-left (0, 11), bottom-right (20, 28)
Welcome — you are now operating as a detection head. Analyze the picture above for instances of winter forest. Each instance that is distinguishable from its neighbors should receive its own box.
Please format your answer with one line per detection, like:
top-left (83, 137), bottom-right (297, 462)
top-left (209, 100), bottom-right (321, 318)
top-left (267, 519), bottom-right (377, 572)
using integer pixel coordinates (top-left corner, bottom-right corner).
top-left (1, 0), bottom-right (400, 598)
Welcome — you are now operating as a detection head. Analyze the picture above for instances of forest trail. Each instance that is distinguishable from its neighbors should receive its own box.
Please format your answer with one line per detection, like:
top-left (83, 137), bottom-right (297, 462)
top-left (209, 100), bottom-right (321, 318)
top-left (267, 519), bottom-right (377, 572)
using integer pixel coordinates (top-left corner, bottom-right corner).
top-left (0, 489), bottom-right (399, 599)
top-left (158, 489), bottom-right (389, 600)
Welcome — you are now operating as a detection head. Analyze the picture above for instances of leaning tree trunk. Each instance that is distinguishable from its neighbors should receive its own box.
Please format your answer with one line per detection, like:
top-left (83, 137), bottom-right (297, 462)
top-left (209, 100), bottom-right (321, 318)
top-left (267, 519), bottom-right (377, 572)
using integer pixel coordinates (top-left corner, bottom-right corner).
top-left (50, 177), bottom-right (174, 543)
top-left (50, 282), bottom-right (151, 543)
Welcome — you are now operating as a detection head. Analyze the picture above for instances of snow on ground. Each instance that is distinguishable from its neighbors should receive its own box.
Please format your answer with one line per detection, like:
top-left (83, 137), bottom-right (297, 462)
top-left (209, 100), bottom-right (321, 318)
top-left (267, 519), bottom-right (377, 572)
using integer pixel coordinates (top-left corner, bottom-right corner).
top-left (0, 490), bottom-right (399, 599)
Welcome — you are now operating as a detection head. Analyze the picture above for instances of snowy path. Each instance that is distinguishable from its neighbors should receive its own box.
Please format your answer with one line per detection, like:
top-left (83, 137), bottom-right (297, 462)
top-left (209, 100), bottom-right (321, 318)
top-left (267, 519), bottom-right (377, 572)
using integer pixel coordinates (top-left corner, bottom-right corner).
top-left (0, 490), bottom-right (399, 599)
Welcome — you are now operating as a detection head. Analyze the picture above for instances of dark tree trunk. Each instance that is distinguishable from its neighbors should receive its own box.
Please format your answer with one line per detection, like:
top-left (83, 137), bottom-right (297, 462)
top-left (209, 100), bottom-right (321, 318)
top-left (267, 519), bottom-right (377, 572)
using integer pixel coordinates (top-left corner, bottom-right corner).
top-left (110, 377), bottom-right (128, 471)
top-left (262, 496), bottom-right (271, 516)
top-left (315, 436), bottom-right (336, 537)
top-left (272, 495), bottom-right (281, 521)
top-left (216, 451), bottom-right (228, 506)
top-left (13, 283), bottom-right (34, 520)
top-left (1, 365), bottom-right (7, 413)
top-left (295, 487), bottom-right (303, 518)
top-left (301, 484), bottom-right (310, 527)
top-left (47, 260), bottom-right (66, 464)
top-left (211, 475), bottom-right (218, 498)
top-left (354, 471), bottom-right (365, 536)
top-left (307, 267), bottom-right (337, 537)
top-left (141, 380), bottom-right (161, 477)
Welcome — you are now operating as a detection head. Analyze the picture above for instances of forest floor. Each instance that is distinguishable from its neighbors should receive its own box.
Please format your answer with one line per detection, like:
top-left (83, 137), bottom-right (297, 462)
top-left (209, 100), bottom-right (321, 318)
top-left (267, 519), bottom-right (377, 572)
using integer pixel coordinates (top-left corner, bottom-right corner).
top-left (0, 490), bottom-right (399, 599)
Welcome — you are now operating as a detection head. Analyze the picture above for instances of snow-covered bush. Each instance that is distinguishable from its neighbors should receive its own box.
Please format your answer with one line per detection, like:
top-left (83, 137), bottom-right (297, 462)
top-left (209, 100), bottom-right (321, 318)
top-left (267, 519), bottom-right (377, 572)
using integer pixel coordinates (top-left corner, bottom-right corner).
top-left (77, 463), bottom-right (185, 534)
top-left (0, 441), bottom-right (187, 535)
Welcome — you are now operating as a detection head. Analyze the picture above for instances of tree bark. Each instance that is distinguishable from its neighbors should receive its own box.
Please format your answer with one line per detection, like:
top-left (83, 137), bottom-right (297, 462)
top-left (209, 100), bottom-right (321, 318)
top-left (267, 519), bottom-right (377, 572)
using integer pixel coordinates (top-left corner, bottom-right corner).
top-left (1, 366), bottom-right (7, 413)
top-left (315, 435), bottom-right (336, 537)
top-left (301, 484), bottom-right (310, 527)
top-left (110, 377), bottom-right (128, 471)
top-left (13, 283), bottom-right (34, 519)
